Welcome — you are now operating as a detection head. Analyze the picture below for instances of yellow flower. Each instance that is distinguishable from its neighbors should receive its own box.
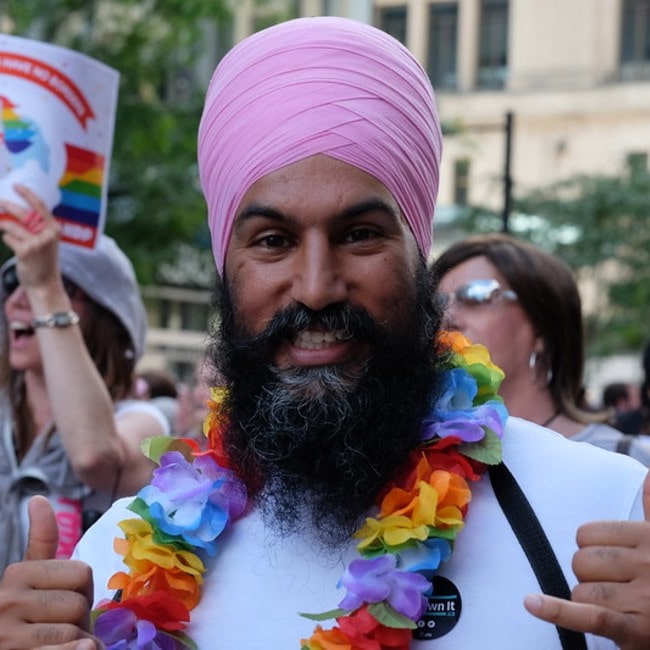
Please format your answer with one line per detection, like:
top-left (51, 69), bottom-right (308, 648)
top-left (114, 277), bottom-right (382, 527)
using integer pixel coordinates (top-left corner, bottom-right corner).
top-left (356, 468), bottom-right (473, 551)
top-left (203, 386), bottom-right (229, 436)
top-left (115, 519), bottom-right (204, 578)
top-left (357, 481), bottom-right (443, 550)
top-left (109, 518), bottom-right (205, 610)
top-left (439, 330), bottom-right (505, 397)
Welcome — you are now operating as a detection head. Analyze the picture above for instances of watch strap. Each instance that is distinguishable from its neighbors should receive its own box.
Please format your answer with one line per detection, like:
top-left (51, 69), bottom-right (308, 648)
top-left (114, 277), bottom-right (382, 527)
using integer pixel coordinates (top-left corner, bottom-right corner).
top-left (32, 310), bottom-right (81, 329)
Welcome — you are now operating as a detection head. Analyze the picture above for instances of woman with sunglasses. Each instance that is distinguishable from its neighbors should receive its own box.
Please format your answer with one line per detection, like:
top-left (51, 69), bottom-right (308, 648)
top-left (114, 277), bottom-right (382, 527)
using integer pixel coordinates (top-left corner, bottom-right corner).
top-left (0, 185), bottom-right (170, 572)
top-left (433, 232), bottom-right (650, 464)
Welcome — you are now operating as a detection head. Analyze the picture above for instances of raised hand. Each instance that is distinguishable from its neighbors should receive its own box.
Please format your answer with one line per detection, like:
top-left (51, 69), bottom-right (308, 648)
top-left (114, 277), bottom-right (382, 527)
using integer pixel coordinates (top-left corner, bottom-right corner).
top-left (0, 496), bottom-right (100, 650)
top-left (0, 184), bottom-right (62, 291)
top-left (525, 470), bottom-right (650, 649)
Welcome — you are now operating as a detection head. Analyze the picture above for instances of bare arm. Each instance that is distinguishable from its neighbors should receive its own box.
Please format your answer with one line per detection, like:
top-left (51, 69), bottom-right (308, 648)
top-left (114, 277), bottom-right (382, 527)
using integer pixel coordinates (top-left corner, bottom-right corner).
top-left (0, 186), bottom-right (164, 495)
top-left (525, 470), bottom-right (650, 649)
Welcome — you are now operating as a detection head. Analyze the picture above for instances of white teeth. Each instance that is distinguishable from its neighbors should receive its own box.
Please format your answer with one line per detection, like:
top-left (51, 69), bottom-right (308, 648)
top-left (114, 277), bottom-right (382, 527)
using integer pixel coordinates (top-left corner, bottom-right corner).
top-left (10, 321), bottom-right (31, 332)
top-left (294, 329), bottom-right (350, 350)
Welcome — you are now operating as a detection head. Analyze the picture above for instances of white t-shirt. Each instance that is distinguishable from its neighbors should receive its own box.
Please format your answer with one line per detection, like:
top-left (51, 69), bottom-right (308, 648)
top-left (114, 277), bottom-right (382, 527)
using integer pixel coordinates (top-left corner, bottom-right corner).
top-left (75, 417), bottom-right (647, 649)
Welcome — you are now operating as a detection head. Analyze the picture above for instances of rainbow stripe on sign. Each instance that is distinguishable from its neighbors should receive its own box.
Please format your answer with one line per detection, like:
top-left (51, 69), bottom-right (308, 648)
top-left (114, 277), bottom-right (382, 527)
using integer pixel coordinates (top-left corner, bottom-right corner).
top-left (0, 95), bottom-right (49, 172)
top-left (53, 143), bottom-right (104, 247)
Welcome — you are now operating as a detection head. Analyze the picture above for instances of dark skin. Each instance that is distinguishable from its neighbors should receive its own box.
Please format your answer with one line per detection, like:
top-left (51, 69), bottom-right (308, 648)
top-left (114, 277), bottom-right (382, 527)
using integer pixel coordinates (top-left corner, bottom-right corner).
top-left (0, 496), bottom-right (99, 650)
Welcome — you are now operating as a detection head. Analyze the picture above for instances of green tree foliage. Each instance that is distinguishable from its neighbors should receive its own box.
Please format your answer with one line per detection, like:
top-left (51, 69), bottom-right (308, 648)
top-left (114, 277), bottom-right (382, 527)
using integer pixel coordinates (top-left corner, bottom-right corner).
top-left (455, 169), bottom-right (650, 355)
top-left (3, 0), bottom-right (232, 285)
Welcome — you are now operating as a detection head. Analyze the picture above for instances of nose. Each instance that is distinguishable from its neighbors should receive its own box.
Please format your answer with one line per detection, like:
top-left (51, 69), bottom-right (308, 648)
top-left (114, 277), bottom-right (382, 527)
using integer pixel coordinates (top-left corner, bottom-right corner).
top-left (290, 235), bottom-right (348, 311)
top-left (4, 285), bottom-right (30, 311)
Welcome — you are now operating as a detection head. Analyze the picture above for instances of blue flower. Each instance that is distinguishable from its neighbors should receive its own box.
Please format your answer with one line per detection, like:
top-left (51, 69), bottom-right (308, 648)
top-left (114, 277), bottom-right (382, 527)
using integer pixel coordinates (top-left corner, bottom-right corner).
top-left (420, 369), bottom-right (507, 442)
top-left (139, 451), bottom-right (246, 555)
top-left (398, 538), bottom-right (451, 578)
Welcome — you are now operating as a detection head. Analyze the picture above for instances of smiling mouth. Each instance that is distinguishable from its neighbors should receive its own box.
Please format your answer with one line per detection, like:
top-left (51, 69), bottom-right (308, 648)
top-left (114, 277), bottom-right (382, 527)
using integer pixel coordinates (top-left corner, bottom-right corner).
top-left (292, 328), bottom-right (352, 350)
top-left (10, 321), bottom-right (35, 338)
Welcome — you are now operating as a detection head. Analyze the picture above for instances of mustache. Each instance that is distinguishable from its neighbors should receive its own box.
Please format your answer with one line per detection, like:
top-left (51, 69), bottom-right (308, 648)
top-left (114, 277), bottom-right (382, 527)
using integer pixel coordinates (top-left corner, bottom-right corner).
top-left (233, 302), bottom-right (385, 354)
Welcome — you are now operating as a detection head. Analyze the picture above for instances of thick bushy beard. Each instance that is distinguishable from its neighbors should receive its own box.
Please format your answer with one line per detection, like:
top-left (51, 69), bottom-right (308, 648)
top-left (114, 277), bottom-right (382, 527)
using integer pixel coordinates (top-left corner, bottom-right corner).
top-left (206, 263), bottom-right (445, 548)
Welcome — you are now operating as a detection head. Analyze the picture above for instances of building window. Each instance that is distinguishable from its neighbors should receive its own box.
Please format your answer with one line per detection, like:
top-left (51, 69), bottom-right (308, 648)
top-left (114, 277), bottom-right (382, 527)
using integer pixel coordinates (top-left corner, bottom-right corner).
top-left (621, 0), bottom-right (650, 79)
top-left (427, 3), bottom-right (458, 90)
top-left (453, 158), bottom-right (471, 205)
top-left (377, 5), bottom-right (407, 45)
top-left (477, 0), bottom-right (509, 89)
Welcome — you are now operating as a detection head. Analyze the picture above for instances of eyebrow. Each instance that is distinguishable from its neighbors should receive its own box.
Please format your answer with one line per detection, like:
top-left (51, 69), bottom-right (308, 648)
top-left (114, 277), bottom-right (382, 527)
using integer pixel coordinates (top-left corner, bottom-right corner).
top-left (234, 198), bottom-right (401, 227)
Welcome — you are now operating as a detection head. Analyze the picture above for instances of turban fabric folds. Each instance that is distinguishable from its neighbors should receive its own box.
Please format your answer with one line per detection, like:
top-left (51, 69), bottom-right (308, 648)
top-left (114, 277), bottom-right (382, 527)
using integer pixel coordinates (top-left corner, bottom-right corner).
top-left (198, 16), bottom-right (442, 273)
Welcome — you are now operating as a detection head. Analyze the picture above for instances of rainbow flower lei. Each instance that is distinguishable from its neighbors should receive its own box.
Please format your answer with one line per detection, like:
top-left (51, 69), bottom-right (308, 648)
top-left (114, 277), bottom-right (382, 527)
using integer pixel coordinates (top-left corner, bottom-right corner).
top-left (90, 331), bottom-right (508, 649)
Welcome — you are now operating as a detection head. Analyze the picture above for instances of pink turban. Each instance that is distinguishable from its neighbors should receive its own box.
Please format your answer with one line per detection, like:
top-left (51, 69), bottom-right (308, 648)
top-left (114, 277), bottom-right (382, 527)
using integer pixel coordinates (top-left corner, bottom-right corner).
top-left (198, 16), bottom-right (442, 273)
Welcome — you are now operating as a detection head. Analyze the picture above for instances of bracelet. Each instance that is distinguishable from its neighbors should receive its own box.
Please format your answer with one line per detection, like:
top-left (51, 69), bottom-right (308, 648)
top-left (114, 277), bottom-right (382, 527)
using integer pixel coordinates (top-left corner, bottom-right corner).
top-left (32, 310), bottom-right (81, 329)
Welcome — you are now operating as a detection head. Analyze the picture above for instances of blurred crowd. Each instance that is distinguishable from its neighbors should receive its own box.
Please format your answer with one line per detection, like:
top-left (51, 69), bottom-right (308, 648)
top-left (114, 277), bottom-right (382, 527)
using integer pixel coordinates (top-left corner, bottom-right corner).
top-left (132, 360), bottom-right (211, 442)
top-left (600, 340), bottom-right (650, 435)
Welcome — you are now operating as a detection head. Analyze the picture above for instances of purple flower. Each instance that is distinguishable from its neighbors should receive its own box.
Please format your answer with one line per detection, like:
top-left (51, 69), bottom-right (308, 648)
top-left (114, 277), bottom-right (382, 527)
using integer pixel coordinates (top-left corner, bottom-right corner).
top-left (138, 451), bottom-right (246, 555)
top-left (420, 369), bottom-right (507, 442)
top-left (338, 555), bottom-right (430, 620)
top-left (94, 608), bottom-right (178, 650)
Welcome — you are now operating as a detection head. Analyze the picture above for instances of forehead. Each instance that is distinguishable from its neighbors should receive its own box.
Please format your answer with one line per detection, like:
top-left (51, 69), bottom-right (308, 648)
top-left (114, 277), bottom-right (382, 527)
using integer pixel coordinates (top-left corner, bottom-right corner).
top-left (438, 255), bottom-right (507, 291)
top-left (243, 154), bottom-right (410, 221)
top-left (235, 154), bottom-right (403, 223)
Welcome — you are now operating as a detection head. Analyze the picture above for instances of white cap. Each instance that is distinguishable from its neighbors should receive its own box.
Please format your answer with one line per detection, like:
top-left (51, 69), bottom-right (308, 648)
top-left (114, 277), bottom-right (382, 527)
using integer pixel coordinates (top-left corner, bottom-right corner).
top-left (0, 235), bottom-right (147, 360)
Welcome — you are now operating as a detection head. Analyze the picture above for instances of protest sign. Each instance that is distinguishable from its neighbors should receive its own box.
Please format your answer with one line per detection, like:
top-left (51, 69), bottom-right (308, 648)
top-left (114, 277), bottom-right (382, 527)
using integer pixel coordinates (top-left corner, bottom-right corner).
top-left (0, 34), bottom-right (119, 248)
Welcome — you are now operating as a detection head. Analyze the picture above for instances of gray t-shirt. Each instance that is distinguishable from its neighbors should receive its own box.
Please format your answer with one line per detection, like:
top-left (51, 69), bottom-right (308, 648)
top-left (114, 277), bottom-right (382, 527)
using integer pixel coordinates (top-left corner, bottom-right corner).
top-left (571, 421), bottom-right (650, 466)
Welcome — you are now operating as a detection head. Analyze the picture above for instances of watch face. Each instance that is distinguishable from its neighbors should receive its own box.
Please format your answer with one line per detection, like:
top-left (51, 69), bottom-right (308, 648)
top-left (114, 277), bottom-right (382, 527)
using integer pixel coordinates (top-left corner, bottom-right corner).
top-left (53, 313), bottom-right (73, 326)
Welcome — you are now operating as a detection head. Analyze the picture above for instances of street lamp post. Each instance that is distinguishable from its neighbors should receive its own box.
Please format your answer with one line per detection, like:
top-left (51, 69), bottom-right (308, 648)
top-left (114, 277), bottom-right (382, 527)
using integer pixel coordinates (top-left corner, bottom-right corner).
top-left (502, 111), bottom-right (514, 233)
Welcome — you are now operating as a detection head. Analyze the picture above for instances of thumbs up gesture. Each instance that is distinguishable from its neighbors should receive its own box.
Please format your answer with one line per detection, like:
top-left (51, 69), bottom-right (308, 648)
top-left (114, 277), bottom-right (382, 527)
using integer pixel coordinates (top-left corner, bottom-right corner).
top-left (0, 496), bottom-right (101, 650)
top-left (525, 470), bottom-right (650, 649)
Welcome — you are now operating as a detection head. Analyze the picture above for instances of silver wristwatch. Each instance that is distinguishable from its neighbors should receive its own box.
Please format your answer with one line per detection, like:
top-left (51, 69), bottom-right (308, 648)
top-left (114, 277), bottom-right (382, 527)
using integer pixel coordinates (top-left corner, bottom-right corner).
top-left (32, 310), bottom-right (81, 329)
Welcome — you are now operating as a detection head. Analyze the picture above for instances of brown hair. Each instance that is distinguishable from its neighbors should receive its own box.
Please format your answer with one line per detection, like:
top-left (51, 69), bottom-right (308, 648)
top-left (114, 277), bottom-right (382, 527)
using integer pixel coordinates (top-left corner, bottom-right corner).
top-left (433, 233), bottom-right (602, 424)
top-left (2, 282), bottom-right (136, 457)
top-left (79, 294), bottom-right (137, 402)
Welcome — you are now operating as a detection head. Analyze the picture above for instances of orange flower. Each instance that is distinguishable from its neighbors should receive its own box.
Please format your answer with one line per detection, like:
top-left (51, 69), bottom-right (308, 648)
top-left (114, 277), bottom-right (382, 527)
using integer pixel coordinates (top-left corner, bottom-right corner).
top-left (378, 467), bottom-right (470, 534)
top-left (110, 519), bottom-right (204, 610)
top-left (202, 387), bottom-right (233, 467)
top-left (109, 563), bottom-right (201, 611)
top-left (302, 625), bottom-right (354, 649)
top-left (438, 330), bottom-right (472, 353)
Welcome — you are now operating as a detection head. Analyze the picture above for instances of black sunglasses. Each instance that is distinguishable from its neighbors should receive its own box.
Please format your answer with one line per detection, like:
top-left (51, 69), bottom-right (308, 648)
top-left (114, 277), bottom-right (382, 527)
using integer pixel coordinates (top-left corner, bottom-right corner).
top-left (1, 264), bottom-right (19, 297)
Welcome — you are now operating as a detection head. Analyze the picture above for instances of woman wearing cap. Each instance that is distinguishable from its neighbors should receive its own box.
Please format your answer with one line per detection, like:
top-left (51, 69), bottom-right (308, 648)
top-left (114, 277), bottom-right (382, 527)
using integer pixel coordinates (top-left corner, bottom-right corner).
top-left (0, 184), bottom-right (169, 570)
top-left (433, 232), bottom-right (650, 464)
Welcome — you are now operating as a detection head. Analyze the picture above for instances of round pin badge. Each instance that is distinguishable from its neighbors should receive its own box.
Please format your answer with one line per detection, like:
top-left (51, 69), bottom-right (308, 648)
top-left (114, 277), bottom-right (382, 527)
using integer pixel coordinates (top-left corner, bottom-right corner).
top-left (412, 575), bottom-right (462, 641)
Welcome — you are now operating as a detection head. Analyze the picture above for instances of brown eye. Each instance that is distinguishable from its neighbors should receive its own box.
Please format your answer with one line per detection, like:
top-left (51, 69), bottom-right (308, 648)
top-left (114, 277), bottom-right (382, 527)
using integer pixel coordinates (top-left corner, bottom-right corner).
top-left (344, 228), bottom-right (380, 243)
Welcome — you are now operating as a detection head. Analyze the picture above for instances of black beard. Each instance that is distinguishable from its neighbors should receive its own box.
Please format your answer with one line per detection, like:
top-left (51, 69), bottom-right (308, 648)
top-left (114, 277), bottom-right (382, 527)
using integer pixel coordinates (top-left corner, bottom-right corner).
top-left (206, 263), bottom-right (445, 548)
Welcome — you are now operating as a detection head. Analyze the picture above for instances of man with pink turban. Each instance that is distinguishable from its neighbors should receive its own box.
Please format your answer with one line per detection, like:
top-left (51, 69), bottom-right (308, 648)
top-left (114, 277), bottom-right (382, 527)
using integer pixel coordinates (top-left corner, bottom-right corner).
top-left (2, 16), bottom-right (650, 650)
top-left (198, 16), bottom-right (442, 273)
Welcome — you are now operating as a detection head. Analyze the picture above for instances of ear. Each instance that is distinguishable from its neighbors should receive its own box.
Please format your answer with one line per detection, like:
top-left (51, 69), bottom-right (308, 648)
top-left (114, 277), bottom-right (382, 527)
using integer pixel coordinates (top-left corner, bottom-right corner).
top-left (531, 335), bottom-right (547, 360)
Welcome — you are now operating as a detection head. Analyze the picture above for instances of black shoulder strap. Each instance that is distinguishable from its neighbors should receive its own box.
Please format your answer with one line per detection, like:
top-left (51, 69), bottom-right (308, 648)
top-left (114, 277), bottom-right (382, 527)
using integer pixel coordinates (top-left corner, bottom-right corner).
top-left (488, 462), bottom-right (588, 650)
top-left (616, 435), bottom-right (633, 455)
